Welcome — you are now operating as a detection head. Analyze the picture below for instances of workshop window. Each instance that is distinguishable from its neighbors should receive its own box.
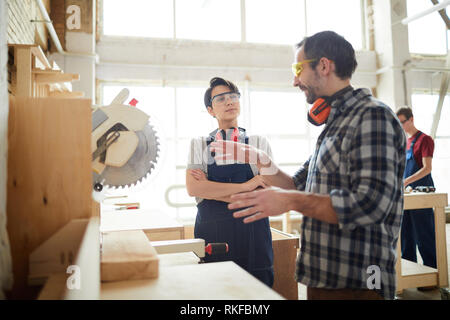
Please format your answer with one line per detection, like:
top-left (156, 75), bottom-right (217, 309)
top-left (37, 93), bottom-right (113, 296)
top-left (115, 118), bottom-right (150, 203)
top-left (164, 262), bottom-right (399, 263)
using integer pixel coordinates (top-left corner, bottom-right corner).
top-left (245, 0), bottom-right (306, 45)
top-left (102, 0), bottom-right (365, 48)
top-left (175, 0), bottom-right (241, 41)
top-left (411, 93), bottom-right (450, 195)
top-left (407, 0), bottom-right (448, 55)
top-left (305, 0), bottom-right (363, 50)
top-left (102, 0), bottom-right (174, 38)
top-left (410, 93), bottom-right (436, 135)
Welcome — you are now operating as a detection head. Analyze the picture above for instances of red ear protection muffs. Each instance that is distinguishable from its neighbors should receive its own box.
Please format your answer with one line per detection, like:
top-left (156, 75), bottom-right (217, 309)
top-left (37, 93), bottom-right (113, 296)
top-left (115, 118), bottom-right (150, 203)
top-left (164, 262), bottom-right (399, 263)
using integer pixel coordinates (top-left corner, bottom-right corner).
top-left (307, 86), bottom-right (354, 126)
top-left (308, 98), bottom-right (331, 126)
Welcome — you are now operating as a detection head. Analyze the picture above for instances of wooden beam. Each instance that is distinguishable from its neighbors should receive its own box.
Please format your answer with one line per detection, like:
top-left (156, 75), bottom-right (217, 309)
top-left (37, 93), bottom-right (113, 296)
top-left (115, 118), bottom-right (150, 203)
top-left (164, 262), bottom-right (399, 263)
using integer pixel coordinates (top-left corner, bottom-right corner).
top-left (403, 193), bottom-right (448, 210)
top-left (48, 91), bottom-right (85, 98)
top-left (14, 47), bottom-right (32, 97)
top-left (34, 73), bottom-right (80, 84)
top-left (430, 0), bottom-right (450, 29)
top-left (63, 216), bottom-right (100, 300)
top-left (29, 219), bottom-right (89, 285)
top-left (101, 230), bottom-right (159, 282)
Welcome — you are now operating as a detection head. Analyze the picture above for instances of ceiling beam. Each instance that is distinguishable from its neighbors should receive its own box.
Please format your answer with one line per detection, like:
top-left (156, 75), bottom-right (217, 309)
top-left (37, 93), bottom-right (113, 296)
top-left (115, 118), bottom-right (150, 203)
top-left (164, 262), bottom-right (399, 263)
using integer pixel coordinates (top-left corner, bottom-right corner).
top-left (430, 0), bottom-right (450, 29)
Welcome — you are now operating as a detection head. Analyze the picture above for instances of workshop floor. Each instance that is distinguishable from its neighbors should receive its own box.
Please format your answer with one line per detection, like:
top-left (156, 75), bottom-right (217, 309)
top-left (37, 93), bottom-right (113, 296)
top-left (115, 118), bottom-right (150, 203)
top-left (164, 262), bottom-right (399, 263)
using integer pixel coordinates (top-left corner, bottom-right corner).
top-left (297, 223), bottom-right (450, 300)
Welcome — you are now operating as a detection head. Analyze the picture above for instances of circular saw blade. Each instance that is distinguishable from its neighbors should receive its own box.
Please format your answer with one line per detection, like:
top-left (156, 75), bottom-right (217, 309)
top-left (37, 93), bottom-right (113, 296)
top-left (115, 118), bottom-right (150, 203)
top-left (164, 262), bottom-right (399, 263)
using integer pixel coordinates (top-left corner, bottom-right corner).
top-left (95, 123), bottom-right (160, 188)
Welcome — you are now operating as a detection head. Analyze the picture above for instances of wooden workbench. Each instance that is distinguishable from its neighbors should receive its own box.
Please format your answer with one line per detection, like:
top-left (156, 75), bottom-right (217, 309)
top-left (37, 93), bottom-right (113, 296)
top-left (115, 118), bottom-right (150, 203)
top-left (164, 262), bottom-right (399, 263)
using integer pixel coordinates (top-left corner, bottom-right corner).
top-left (100, 210), bottom-right (185, 240)
top-left (396, 192), bottom-right (448, 293)
top-left (101, 260), bottom-right (284, 300)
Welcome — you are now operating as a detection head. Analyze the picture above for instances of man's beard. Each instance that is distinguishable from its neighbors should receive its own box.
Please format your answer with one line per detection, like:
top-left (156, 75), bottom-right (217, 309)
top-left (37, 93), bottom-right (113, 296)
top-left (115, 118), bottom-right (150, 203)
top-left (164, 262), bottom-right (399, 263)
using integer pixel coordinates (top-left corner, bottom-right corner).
top-left (301, 71), bottom-right (321, 104)
top-left (300, 84), bottom-right (318, 104)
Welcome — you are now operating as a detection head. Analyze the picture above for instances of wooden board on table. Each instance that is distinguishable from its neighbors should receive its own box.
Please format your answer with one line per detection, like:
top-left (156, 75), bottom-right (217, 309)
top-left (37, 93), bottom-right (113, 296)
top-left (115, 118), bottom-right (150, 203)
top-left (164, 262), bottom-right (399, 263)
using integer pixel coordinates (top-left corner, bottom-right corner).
top-left (37, 216), bottom-right (101, 300)
top-left (100, 211), bottom-right (184, 240)
top-left (271, 228), bottom-right (300, 300)
top-left (158, 252), bottom-right (200, 267)
top-left (404, 192), bottom-right (448, 210)
top-left (101, 230), bottom-right (159, 282)
top-left (7, 97), bottom-right (92, 299)
top-left (101, 261), bottom-right (284, 300)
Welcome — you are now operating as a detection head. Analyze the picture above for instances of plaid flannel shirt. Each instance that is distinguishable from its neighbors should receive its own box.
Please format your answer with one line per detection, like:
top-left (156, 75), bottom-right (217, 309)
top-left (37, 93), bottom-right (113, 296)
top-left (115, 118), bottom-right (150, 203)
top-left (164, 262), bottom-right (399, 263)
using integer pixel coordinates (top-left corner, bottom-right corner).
top-left (293, 88), bottom-right (406, 300)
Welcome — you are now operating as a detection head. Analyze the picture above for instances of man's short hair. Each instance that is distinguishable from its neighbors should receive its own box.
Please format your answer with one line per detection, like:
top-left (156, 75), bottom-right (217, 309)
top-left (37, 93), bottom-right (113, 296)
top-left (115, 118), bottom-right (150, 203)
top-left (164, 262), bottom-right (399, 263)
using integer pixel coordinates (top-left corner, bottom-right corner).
top-left (296, 31), bottom-right (357, 80)
top-left (396, 107), bottom-right (414, 119)
top-left (204, 77), bottom-right (240, 108)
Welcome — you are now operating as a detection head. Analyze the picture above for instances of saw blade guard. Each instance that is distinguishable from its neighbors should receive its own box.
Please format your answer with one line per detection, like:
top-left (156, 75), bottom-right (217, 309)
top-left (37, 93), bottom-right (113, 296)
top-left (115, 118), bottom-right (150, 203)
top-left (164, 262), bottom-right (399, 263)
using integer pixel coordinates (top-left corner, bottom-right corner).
top-left (91, 94), bottom-right (160, 193)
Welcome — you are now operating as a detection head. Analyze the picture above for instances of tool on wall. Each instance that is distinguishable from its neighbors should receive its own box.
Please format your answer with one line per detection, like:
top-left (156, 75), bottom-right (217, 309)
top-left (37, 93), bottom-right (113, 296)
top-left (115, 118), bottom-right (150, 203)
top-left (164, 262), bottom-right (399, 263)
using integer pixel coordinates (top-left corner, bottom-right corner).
top-left (91, 88), bottom-right (159, 200)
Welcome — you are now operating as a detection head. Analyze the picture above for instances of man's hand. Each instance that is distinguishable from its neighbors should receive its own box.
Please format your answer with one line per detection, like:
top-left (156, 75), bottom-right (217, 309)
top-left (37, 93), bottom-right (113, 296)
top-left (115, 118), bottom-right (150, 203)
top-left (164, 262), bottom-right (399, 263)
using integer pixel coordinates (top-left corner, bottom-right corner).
top-left (243, 175), bottom-right (268, 192)
top-left (228, 187), bottom-right (292, 223)
top-left (210, 140), bottom-right (276, 175)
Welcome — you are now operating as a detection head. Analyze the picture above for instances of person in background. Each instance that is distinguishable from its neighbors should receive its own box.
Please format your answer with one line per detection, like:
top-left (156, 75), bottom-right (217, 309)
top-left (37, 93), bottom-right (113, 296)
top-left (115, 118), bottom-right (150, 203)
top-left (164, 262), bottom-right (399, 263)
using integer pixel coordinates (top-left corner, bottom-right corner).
top-left (211, 31), bottom-right (406, 300)
top-left (396, 107), bottom-right (437, 275)
top-left (185, 77), bottom-right (274, 287)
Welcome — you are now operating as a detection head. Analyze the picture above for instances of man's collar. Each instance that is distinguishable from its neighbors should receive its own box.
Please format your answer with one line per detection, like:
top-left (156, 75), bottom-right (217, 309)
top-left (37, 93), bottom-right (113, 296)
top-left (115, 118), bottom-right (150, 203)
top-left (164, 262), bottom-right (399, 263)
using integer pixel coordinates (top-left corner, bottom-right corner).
top-left (326, 87), bottom-right (372, 124)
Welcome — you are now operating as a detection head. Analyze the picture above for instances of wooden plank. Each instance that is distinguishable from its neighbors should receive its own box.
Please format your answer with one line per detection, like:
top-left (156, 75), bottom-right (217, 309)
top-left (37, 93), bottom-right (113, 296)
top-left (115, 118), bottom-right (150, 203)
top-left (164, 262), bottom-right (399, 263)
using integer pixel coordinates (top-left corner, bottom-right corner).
top-left (37, 273), bottom-right (67, 300)
top-left (32, 69), bottom-right (62, 75)
top-left (399, 272), bottom-right (438, 290)
top-left (30, 45), bottom-right (51, 69)
top-left (404, 193), bottom-right (448, 210)
top-left (101, 230), bottom-right (159, 282)
top-left (101, 261), bottom-right (284, 300)
top-left (29, 219), bottom-right (89, 285)
top-left (100, 211), bottom-right (184, 235)
top-left (63, 216), bottom-right (100, 299)
top-left (35, 73), bottom-right (80, 84)
top-left (271, 228), bottom-right (299, 300)
top-left (158, 252), bottom-right (200, 267)
top-left (7, 97), bottom-right (92, 299)
top-left (48, 91), bottom-right (85, 98)
top-left (14, 47), bottom-right (32, 97)
top-left (434, 206), bottom-right (449, 287)
top-left (145, 230), bottom-right (183, 241)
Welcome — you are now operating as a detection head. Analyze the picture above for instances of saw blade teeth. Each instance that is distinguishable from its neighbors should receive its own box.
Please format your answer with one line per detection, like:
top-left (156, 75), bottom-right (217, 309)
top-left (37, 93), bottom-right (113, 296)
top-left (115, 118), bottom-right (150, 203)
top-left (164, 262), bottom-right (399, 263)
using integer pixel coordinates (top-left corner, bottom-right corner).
top-left (99, 117), bottom-right (160, 188)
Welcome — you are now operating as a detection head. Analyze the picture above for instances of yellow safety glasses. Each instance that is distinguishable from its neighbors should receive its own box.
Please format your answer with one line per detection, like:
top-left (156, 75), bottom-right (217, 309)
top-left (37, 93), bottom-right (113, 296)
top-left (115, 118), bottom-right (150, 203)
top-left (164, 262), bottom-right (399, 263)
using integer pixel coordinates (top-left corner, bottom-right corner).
top-left (291, 59), bottom-right (317, 77)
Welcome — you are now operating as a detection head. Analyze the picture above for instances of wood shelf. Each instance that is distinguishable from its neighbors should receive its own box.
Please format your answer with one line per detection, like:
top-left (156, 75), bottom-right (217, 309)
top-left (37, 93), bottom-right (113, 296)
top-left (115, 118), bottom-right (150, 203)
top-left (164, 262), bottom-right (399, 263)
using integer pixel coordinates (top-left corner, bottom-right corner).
top-left (8, 44), bottom-right (83, 98)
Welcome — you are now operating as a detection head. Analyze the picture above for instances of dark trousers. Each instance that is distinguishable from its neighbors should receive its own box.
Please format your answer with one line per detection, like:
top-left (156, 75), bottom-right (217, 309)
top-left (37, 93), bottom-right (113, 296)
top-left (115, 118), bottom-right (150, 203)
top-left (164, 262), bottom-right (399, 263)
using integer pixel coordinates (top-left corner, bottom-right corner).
top-left (307, 287), bottom-right (384, 300)
top-left (401, 209), bottom-right (437, 268)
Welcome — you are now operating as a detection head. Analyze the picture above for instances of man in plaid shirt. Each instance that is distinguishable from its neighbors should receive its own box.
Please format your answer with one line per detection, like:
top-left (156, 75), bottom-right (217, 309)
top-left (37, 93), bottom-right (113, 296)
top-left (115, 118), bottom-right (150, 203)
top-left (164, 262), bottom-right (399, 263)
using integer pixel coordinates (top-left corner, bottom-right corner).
top-left (211, 31), bottom-right (406, 300)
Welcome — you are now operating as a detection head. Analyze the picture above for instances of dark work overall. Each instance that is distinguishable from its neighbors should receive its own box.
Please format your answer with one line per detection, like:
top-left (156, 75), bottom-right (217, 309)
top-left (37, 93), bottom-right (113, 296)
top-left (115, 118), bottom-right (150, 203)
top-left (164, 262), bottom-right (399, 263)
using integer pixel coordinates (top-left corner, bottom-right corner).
top-left (401, 132), bottom-right (437, 268)
top-left (194, 129), bottom-right (274, 287)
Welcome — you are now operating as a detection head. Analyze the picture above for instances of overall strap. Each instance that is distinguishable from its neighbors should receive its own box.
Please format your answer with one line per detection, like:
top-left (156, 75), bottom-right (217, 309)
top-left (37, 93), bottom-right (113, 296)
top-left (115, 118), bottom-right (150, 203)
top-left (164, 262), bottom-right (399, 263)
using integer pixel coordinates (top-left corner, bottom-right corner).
top-left (411, 131), bottom-right (422, 147)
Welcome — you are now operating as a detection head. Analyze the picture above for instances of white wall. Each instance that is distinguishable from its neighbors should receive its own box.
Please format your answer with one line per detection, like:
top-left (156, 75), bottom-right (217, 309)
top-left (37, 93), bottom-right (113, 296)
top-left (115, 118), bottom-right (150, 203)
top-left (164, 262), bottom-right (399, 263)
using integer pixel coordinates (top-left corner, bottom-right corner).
top-left (0, 0), bottom-right (13, 300)
top-left (96, 37), bottom-right (377, 89)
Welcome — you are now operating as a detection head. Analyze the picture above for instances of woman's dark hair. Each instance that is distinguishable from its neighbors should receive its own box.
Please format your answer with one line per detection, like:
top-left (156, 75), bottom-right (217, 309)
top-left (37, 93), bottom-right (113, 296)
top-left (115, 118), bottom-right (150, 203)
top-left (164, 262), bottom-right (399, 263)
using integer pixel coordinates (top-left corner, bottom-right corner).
top-left (204, 77), bottom-right (240, 108)
top-left (296, 31), bottom-right (357, 80)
